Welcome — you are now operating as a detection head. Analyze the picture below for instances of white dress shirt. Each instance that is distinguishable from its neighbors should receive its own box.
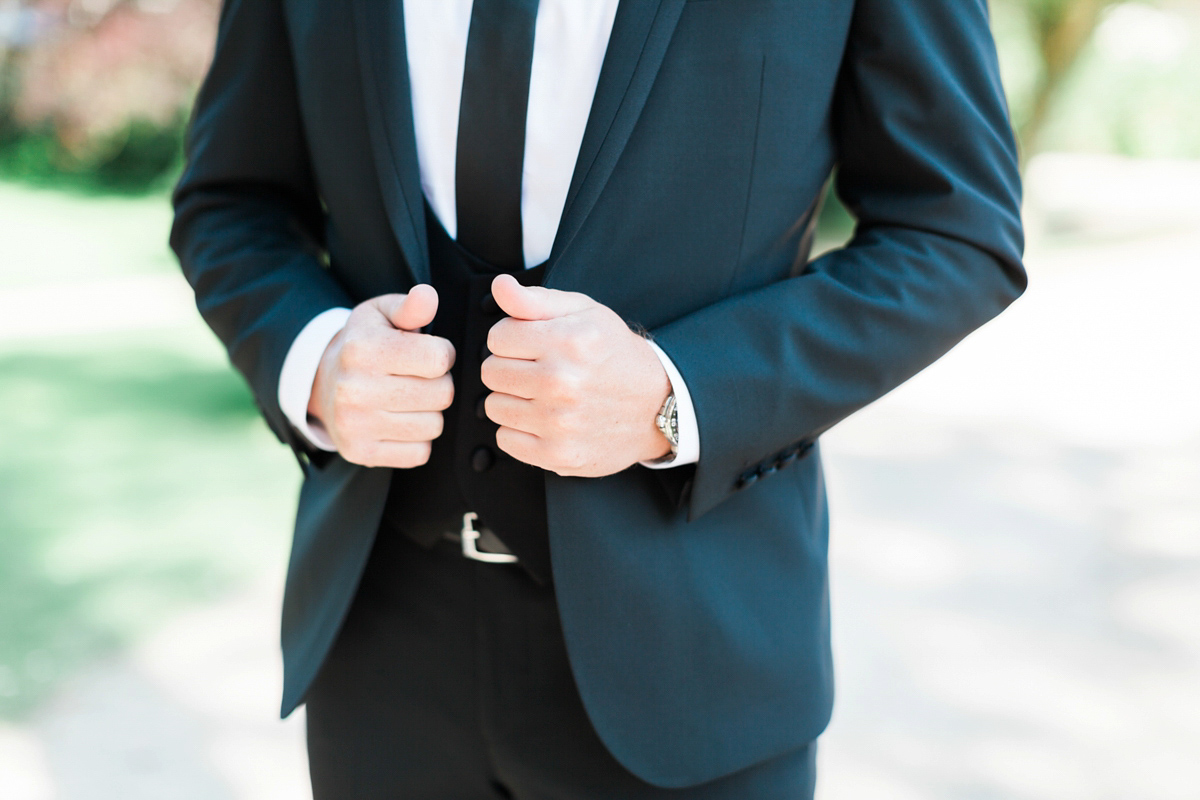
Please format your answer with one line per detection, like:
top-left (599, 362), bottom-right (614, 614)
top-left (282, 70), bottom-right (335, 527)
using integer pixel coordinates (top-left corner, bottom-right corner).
top-left (279, 0), bottom-right (698, 468)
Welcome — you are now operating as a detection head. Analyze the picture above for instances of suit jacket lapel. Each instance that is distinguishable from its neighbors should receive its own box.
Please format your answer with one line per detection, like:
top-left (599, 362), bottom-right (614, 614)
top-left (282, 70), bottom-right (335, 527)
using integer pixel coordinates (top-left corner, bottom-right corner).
top-left (349, 0), bottom-right (685, 286)
top-left (351, 0), bottom-right (430, 284)
top-left (545, 0), bottom-right (686, 285)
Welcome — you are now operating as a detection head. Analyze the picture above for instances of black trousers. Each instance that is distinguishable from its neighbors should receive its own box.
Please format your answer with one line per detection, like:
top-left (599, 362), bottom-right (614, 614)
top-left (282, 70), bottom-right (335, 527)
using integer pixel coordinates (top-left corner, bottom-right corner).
top-left (305, 526), bottom-right (817, 799)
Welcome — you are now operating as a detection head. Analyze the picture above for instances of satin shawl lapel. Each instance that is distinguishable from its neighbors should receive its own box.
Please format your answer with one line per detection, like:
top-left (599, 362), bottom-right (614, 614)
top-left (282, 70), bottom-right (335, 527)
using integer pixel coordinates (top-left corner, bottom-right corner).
top-left (349, 0), bottom-right (685, 286)
top-left (544, 0), bottom-right (686, 286)
top-left (351, 0), bottom-right (430, 284)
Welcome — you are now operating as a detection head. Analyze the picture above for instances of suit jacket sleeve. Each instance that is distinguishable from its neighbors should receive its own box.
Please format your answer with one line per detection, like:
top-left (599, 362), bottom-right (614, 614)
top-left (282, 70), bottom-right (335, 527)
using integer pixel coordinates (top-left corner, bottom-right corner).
top-left (170, 0), bottom-right (353, 452)
top-left (651, 0), bottom-right (1027, 520)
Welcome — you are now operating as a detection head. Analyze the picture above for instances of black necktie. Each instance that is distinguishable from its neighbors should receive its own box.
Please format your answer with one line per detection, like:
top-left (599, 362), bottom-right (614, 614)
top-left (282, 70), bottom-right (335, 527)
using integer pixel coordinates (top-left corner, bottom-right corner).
top-left (455, 0), bottom-right (540, 270)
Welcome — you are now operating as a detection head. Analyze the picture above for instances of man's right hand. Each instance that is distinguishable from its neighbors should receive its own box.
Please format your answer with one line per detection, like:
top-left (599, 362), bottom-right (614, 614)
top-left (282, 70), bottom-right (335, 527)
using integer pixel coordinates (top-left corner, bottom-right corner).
top-left (307, 285), bottom-right (455, 468)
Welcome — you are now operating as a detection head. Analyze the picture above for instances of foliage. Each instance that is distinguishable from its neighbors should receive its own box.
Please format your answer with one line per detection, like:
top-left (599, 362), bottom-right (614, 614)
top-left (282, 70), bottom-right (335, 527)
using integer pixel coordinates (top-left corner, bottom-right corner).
top-left (1006, 0), bottom-right (1125, 156)
top-left (3, 0), bottom-right (1200, 190)
top-left (993, 0), bottom-right (1200, 162)
top-left (0, 114), bottom-right (186, 191)
top-left (0, 0), bottom-right (217, 191)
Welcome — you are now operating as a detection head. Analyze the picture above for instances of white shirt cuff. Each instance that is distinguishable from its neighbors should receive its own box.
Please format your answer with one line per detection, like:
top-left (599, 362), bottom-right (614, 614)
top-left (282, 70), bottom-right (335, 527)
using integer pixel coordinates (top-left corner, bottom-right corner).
top-left (641, 341), bottom-right (700, 469)
top-left (278, 307), bottom-right (352, 451)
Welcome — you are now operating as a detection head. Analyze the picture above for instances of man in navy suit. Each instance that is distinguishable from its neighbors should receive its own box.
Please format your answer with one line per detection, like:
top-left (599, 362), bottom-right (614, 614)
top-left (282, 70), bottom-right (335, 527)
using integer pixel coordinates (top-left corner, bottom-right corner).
top-left (172, 0), bottom-right (1025, 796)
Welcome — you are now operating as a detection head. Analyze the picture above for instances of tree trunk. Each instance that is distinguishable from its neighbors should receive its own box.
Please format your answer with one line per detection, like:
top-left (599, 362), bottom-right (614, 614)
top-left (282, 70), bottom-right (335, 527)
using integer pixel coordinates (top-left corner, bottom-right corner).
top-left (1018, 0), bottom-right (1119, 164)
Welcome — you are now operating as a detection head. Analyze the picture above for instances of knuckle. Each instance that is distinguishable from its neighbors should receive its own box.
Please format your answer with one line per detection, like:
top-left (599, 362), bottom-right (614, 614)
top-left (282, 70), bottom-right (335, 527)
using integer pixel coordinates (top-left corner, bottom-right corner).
top-left (493, 427), bottom-right (512, 456)
top-left (332, 379), bottom-right (359, 409)
top-left (480, 360), bottom-right (498, 391)
top-left (495, 427), bottom-right (522, 459)
top-left (367, 447), bottom-right (392, 469)
top-left (552, 461), bottom-right (580, 478)
top-left (579, 325), bottom-right (604, 355)
top-left (406, 441), bottom-right (433, 467)
top-left (489, 319), bottom-right (518, 355)
top-left (563, 329), bottom-right (593, 362)
top-left (420, 376), bottom-right (454, 411)
top-left (414, 341), bottom-right (449, 378)
top-left (330, 404), bottom-right (355, 434)
top-left (438, 378), bottom-right (455, 410)
top-left (341, 442), bottom-right (368, 466)
top-left (426, 412), bottom-right (445, 440)
top-left (559, 338), bottom-right (581, 363)
top-left (339, 337), bottom-right (368, 370)
top-left (547, 408), bottom-right (574, 437)
top-left (549, 441), bottom-right (575, 468)
top-left (433, 341), bottom-right (455, 375)
top-left (550, 371), bottom-right (582, 404)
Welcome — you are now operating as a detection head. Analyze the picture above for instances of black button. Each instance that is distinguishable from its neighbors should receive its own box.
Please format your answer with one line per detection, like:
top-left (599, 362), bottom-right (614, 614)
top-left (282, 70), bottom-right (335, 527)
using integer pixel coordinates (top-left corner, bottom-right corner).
top-left (471, 446), bottom-right (495, 472)
top-left (737, 471), bottom-right (759, 489)
top-left (480, 343), bottom-right (491, 362)
top-left (476, 393), bottom-right (489, 420)
top-left (761, 463), bottom-right (778, 476)
top-left (480, 292), bottom-right (500, 315)
top-left (778, 452), bottom-right (798, 468)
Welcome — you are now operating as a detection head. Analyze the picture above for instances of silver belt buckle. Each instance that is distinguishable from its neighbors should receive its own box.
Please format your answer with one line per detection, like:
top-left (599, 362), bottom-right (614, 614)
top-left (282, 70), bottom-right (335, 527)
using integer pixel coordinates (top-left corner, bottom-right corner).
top-left (460, 512), bottom-right (518, 564)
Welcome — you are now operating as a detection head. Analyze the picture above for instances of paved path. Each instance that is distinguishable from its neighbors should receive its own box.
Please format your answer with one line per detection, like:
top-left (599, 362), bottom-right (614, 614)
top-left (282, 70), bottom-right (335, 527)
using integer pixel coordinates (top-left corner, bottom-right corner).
top-left (0, 577), bottom-right (309, 800)
top-left (818, 155), bottom-right (1200, 799)
top-left (819, 261), bottom-right (1200, 798)
top-left (0, 154), bottom-right (1197, 799)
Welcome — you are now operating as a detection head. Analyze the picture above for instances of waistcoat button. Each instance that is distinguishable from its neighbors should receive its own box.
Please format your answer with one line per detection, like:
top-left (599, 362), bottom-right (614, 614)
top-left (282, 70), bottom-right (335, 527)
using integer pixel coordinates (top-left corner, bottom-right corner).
top-left (476, 393), bottom-right (489, 420)
top-left (471, 446), bottom-right (495, 472)
top-left (481, 292), bottom-right (500, 315)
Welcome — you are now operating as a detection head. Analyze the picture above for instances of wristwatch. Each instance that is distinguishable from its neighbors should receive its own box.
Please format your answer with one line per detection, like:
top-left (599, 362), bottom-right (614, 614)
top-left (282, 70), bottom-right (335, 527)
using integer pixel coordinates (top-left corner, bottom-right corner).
top-left (655, 391), bottom-right (679, 458)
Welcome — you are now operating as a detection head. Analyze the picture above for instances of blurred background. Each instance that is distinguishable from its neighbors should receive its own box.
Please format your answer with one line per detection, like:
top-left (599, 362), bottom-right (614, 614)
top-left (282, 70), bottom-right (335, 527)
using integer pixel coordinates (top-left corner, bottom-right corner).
top-left (0, 1), bottom-right (1197, 797)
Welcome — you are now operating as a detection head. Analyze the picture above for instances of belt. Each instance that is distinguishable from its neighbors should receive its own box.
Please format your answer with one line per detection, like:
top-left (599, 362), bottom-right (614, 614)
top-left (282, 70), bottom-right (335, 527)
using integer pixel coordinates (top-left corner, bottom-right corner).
top-left (442, 512), bottom-right (518, 564)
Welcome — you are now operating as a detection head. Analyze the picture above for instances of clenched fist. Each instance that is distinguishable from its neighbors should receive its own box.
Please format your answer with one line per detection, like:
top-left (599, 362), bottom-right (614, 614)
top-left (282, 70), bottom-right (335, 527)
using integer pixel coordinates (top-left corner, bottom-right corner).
top-left (481, 274), bottom-right (672, 477)
top-left (308, 285), bottom-right (456, 468)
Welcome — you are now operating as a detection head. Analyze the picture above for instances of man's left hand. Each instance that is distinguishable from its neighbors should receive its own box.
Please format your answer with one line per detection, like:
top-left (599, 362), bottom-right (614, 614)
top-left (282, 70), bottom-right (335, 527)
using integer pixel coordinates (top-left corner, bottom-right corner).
top-left (481, 274), bottom-right (672, 477)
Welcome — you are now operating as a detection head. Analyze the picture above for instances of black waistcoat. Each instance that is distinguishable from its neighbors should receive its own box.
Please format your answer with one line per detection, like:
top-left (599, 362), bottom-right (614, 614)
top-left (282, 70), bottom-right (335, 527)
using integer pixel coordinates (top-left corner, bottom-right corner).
top-left (380, 207), bottom-right (552, 583)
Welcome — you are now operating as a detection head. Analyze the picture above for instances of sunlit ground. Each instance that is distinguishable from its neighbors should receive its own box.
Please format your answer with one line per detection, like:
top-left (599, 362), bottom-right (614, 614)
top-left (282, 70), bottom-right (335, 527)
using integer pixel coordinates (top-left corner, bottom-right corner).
top-left (819, 154), bottom-right (1200, 800)
top-left (0, 153), bottom-right (1197, 799)
top-left (0, 186), bottom-right (306, 798)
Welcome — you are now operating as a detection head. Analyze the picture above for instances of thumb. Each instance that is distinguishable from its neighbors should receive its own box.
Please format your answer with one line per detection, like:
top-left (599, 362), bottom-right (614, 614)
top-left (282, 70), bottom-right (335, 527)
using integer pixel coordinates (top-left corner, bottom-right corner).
top-left (389, 284), bottom-right (438, 331)
top-left (491, 274), bottom-right (594, 321)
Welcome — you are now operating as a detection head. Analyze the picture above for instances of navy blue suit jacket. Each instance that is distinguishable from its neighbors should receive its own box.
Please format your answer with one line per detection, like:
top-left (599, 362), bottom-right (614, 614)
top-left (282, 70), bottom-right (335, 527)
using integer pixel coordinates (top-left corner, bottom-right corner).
top-left (172, 0), bottom-right (1025, 787)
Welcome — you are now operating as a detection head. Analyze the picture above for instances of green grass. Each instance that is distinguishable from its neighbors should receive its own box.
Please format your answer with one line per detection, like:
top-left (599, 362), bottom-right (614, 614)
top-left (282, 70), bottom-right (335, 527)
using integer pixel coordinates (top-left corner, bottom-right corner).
top-left (0, 184), bottom-right (300, 719)
top-left (0, 182), bottom-right (178, 288)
